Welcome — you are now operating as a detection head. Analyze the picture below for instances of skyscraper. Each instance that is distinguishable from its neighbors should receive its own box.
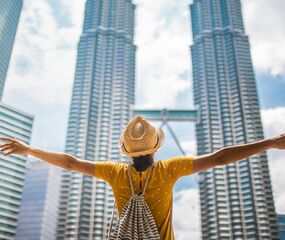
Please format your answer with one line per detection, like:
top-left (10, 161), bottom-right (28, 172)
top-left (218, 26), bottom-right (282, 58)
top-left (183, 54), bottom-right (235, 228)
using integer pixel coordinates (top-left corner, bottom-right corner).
top-left (0, 102), bottom-right (33, 239)
top-left (0, 0), bottom-right (23, 100)
top-left (16, 160), bottom-right (61, 240)
top-left (56, 0), bottom-right (136, 239)
top-left (190, 0), bottom-right (279, 239)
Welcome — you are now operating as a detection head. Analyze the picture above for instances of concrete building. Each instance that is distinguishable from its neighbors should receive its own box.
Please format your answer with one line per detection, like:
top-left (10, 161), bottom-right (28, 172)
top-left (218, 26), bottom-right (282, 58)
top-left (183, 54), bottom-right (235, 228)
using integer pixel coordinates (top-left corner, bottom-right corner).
top-left (0, 102), bottom-right (33, 239)
top-left (15, 160), bottom-right (61, 240)
top-left (56, 0), bottom-right (136, 239)
top-left (0, 0), bottom-right (23, 100)
top-left (190, 0), bottom-right (279, 239)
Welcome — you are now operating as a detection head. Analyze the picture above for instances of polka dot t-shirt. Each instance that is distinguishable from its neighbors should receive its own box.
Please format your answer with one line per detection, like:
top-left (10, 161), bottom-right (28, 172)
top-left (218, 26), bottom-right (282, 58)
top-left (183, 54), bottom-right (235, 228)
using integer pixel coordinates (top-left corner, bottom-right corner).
top-left (93, 156), bottom-right (195, 240)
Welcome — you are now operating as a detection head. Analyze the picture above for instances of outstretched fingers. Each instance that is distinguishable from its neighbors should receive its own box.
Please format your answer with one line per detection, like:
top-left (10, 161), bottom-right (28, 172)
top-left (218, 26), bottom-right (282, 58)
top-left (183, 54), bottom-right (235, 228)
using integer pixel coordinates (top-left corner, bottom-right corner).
top-left (0, 137), bottom-right (16, 143)
top-left (0, 146), bottom-right (13, 152)
top-left (4, 150), bottom-right (15, 156)
top-left (0, 139), bottom-right (14, 156)
top-left (0, 143), bottom-right (12, 148)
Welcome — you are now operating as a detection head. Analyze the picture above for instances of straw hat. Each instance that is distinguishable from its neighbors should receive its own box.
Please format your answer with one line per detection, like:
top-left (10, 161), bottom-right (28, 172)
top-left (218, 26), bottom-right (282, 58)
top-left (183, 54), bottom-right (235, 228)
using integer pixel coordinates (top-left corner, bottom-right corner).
top-left (119, 115), bottom-right (165, 157)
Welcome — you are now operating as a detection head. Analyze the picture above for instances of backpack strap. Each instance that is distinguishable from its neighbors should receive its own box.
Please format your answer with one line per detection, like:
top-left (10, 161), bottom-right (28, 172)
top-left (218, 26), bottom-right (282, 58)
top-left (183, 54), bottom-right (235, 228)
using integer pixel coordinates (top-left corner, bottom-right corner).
top-left (127, 164), bottom-right (135, 194)
top-left (142, 165), bottom-right (154, 195)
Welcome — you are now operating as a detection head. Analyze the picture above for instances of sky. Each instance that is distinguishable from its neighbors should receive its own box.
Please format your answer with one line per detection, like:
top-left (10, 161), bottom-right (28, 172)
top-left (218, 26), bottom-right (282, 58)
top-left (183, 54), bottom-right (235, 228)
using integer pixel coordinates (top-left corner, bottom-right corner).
top-left (2, 0), bottom-right (285, 239)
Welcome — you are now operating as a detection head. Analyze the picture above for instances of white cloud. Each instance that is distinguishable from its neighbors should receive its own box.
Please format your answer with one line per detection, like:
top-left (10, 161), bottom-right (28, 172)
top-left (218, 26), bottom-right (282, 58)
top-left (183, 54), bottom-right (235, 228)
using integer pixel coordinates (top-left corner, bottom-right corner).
top-left (243, 0), bottom-right (285, 76)
top-left (5, 0), bottom-right (84, 104)
top-left (261, 107), bottom-right (285, 213)
top-left (261, 107), bottom-right (285, 136)
top-left (180, 139), bottom-right (197, 156)
top-left (134, 0), bottom-right (193, 108)
top-left (3, 0), bottom-right (84, 150)
top-left (173, 188), bottom-right (201, 240)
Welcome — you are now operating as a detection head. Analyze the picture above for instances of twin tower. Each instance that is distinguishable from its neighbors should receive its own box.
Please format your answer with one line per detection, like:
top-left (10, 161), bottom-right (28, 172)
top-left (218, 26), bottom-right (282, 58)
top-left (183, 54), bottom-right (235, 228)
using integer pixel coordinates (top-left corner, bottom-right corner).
top-left (56, 1), bottom-right (279, 239)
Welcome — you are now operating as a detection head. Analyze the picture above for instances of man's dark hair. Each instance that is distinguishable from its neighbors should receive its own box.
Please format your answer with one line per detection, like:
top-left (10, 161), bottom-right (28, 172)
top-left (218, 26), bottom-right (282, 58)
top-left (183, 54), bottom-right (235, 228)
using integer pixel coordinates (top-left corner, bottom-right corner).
top-left (131, 154), bottom-right (154, 171)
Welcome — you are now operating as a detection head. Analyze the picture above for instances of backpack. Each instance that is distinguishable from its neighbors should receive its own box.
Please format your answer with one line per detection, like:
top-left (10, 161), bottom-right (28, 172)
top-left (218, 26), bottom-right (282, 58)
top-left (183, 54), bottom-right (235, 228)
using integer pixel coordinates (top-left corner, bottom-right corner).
top-left (107, 164), bottom-right (161, 240)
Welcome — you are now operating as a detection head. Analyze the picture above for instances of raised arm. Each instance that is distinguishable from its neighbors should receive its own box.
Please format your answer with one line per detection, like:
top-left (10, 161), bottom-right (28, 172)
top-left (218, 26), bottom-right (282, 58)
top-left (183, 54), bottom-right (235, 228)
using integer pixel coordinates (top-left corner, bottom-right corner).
top-left (191, 133), bottom-right (285, 174)
top-left (0, 137), bottom-right (95, 176)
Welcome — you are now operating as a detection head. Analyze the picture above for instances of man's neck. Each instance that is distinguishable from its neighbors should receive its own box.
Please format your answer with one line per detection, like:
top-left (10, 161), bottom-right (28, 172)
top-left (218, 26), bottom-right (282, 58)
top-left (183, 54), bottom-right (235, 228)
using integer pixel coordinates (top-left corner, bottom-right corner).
top-left (132, 157), bottom-right (154, 172)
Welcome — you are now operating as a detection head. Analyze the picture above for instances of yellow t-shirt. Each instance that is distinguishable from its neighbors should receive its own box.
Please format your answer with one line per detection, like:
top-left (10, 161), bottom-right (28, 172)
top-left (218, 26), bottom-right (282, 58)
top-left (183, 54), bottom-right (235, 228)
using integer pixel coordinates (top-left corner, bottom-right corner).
top-left (93, 156), bottom-right (195, 240)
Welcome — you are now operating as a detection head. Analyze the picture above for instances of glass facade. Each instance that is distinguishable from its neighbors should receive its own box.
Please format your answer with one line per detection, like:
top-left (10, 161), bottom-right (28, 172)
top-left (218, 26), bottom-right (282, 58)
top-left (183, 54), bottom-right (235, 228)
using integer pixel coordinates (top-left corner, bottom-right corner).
top-left (190, 0), bottom-right (279, 239)
top-left (56, 1), bottom-right (136, 239)
top-left (278, 214), bottom-right (285, 240)
top-left (15, 161), bottom-right (61, 240)
top-left (0, 0), bottom-right (23, 100)
top-left (0, 102), bottom-right (33, 239)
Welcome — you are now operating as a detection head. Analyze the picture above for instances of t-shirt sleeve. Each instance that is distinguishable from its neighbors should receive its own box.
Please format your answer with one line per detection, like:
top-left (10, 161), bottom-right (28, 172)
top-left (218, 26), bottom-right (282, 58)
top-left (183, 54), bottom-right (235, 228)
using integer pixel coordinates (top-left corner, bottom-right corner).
top-left (93, 161), bottom-right (119, 184)
top-left (162, 156), bottom-right (195, 182)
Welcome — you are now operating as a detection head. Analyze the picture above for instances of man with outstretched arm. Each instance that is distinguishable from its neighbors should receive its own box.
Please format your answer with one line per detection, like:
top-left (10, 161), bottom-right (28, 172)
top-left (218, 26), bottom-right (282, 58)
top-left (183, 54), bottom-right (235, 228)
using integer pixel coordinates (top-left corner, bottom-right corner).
top-left (0, 133), bottom-right (284, 175)
top-left (0, 116), bottom-right (284, 239)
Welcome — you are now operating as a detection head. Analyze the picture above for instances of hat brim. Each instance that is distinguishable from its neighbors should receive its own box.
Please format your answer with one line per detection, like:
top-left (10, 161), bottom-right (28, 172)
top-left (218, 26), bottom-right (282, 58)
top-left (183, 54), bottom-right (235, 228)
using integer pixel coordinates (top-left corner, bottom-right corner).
top-left (119, 127), bottom-right (165, 157)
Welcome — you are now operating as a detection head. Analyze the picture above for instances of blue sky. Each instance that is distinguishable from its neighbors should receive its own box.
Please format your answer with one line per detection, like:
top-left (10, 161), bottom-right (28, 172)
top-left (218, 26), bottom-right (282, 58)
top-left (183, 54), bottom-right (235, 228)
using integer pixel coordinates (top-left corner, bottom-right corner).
top-left (257, 72), bottom-right (285, 108)
top-left (3, 0), bottom-right (285, 239)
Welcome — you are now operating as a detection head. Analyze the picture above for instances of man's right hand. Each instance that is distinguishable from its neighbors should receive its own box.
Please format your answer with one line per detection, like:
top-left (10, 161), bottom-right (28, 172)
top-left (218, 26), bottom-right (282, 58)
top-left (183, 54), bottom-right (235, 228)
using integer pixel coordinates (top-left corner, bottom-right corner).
top-left (0, 137), bottom-right (30, 156)
top-left (0, 136), bottom-right (96, 176)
